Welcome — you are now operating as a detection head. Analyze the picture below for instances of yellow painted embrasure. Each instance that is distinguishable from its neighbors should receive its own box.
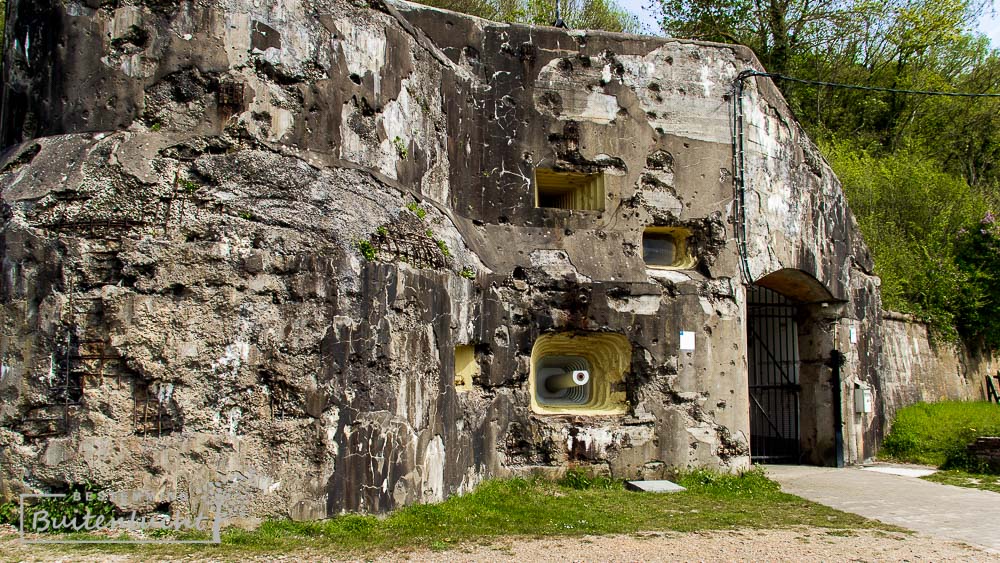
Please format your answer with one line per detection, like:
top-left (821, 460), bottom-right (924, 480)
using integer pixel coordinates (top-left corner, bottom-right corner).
top-left (642, 226), bottom-right (697, 270)
top-left (529, 332), bottom-right (630, 415)
top-left (534, 169), bottom-right (605, 211)
top-left (454, 345), bottom-right (478, 392)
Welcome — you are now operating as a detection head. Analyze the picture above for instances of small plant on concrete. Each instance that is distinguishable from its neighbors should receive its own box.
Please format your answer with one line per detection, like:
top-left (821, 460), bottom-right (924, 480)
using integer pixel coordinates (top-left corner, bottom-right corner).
top-left (180, 179), bottom-right (199, 194)
top-left (150, 122), bottom-right (162, 132)
top-left (435, 238), bottom-right (451, 258)
top-left (239, 210), bottom-right (253, 220)
top-left (393, 136), bottom-right (408, 159)
top-left (460, 266), bottom-right (476, 280)
top-left (406, 202), bottom-right (427, 220)
top-left (376, 225), bottom-right (388, 236)
top-left (356, 239), bottom-right (376, 261)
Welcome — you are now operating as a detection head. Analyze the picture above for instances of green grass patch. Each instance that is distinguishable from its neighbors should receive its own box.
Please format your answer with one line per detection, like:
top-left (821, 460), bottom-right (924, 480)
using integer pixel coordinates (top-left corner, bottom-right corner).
top-left (32, 469), bottom-right (890, 558)
top-left (881, 401), bottom-right (1000, 468)
top-left (923, 469), bottom-right (1000, 494)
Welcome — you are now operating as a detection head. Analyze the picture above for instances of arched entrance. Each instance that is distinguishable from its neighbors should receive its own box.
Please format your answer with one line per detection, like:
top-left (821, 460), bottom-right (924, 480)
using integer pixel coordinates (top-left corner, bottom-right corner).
top-left (748, 269), bottom-right (843, 466)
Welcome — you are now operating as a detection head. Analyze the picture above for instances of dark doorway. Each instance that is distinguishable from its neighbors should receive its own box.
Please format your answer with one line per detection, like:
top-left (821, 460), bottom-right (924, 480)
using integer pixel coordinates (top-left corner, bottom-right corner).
top-left (748, 285), bottom-right (801, 463)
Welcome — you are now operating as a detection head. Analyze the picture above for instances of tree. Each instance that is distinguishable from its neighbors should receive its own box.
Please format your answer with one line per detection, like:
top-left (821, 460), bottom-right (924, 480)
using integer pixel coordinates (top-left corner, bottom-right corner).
top-left (414, 0), bottom-right (641, 33)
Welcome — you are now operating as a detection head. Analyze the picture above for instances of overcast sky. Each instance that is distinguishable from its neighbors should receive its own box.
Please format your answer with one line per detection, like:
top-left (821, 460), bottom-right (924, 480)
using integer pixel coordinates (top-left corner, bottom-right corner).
top-left (617, 0), bottom-right (1000, 47)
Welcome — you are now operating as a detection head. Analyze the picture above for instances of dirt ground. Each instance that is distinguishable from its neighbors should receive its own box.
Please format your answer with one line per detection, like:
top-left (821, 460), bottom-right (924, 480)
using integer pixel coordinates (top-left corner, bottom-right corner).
top-left (2, 527), bottom-right (996, 562)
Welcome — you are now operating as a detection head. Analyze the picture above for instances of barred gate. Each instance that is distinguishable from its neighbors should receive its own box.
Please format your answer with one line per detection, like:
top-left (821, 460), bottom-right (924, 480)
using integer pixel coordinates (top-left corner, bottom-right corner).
top-left (748, 285), bottom-right (801, 463)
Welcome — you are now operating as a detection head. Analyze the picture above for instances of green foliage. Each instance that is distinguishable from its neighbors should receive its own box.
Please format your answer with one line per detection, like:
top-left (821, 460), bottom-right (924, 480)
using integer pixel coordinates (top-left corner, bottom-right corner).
top-left (955, 212), bottom-right (1000, 347)
top-left (180, 179), bottom-right (199, 194)
top-left (392, 136), bottom-right (408, 159)
top-left (406, 202), bottom-right (427, 220)
top-left (435, 237), bottom-right (451, 258)
top-left (356, 239), bottom-right (376, 261)
top-left (557, 469), bottom-right (621, 490)
top-left (414, 0), bottom-right (640, 33)
top-left (924, 469), bottom-right (1000, 493)
top-left (0, 500), bottom-right (17, 525)
top-left (675, 467), bottom-right (781, 499)
top-left (460, 266), bottom-right (476, 279)
top-left (880, 401), bottom-right (1000, 470)
top-left (150, 122), bottom-right (162, 132)
top-left (824, 139), bottom-right (988, 339)
top-left (239, 210), bottom-right (253, 220)
top-left (0, 483), bottom-right (118, 532)
top-left (218, 473), bottom-right (884, 553)
top-left (376, 225), bottom-right (388, 236)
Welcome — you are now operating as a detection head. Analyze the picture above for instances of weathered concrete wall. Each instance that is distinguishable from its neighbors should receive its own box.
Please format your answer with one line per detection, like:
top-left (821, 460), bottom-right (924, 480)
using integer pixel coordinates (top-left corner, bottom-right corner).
top-left (0, 0), bottom-right (884, 519)
top-left (879, 311), bottom-right (993, 433)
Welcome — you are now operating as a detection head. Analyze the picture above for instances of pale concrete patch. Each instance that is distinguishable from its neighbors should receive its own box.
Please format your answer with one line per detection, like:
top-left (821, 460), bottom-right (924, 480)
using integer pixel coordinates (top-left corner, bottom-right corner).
top-left (765, 464), bottom-right (1000, 554)
top-left (624, 479), bottom-right (686, 493)
top-left (862, 465), bottom-right (938, 478)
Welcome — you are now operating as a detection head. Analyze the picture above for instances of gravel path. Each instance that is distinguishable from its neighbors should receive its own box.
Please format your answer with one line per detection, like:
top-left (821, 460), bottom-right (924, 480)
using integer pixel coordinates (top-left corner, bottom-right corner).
top-left (2, 527), bottom-right (995, 562)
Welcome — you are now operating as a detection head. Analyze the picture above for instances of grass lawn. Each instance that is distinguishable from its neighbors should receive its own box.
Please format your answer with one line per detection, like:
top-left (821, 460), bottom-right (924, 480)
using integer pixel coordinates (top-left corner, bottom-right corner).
top-left (21, 469), bottom-right (891, 559)
top-left (881, 401), bottom-right (1000, 467)
top-left (924, 469), bottom-right (1000, 493)
top-left (880, 400), bottom-right (1000, 494)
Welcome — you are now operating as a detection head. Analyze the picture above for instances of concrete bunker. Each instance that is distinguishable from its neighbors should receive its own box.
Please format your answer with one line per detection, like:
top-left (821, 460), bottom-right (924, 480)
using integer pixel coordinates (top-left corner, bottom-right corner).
top-left (0, 0), bottom-right (891, 518)
top-left (748, 269), bottom-right (844, 466)
top-left (529, 333), bottom-right (630, 415)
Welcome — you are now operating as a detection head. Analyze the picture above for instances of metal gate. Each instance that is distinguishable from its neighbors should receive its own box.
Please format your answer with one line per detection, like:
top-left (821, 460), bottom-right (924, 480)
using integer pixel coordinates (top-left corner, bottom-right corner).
top-left (748, 285), bottom-right (801, 463)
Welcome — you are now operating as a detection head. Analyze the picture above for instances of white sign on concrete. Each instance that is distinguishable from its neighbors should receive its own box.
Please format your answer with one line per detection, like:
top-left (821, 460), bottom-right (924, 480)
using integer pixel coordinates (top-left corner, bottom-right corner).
top-left (679, 330), bottom-right (695, 351)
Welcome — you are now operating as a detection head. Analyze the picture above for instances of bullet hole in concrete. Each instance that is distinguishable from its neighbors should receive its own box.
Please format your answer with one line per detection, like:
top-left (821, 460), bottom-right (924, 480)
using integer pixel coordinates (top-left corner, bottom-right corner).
top-left (0, 142), bottom-right (40, 173)
top-left (538, 91), bottom-right (563, 115)
top-left (110, 24), bottom-right (149, 50)
top-left (517, 43), bottom-right (537, 63)
top-left (646, 149), bottom-right (674, 171)
top-left (251, 21), bottom-right (282, 52)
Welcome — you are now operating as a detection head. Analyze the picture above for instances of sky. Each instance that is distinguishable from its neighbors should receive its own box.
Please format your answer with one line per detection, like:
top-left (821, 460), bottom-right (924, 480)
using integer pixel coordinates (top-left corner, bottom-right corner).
top-left (617, 0), bottom-right (1000, 47)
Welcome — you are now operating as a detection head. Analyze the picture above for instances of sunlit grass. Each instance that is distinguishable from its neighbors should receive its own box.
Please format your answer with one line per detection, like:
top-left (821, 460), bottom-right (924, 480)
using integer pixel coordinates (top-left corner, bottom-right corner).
top-left (34, 468), bottom-right (890, 559)
top-left (881, 401), bottom-right (1000, 468)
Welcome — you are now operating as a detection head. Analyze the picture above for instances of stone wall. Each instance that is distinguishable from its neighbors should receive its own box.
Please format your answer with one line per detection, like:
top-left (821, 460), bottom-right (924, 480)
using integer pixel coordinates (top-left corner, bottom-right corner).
top-left (968, 437), bottom-right (1000, 471)
top-left (0, 0), bottom-right (884, 519)
top-left (879, 311), bottom-right (994, 434)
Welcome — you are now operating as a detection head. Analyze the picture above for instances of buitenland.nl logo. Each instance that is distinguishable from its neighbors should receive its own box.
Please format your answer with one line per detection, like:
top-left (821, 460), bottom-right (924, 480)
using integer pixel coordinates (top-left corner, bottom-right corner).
top-left (17, 484), bottom-right (250, 544)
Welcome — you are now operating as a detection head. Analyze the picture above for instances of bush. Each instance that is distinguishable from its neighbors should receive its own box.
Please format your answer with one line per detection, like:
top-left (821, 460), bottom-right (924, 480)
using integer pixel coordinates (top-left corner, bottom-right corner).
top-left (0, 501), bottom-right (17, 525)
top-left (824, 139), bottom-right (989, 341)
top-left (955, 212), bottom-right (1000, 348)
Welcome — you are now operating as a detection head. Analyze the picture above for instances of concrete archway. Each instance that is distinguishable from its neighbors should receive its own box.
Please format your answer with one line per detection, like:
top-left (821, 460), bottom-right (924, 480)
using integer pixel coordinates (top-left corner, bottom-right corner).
top-left (748, 269), bottom-right (844, 466)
